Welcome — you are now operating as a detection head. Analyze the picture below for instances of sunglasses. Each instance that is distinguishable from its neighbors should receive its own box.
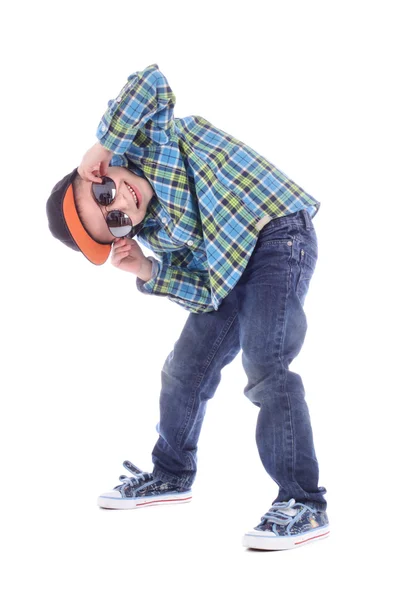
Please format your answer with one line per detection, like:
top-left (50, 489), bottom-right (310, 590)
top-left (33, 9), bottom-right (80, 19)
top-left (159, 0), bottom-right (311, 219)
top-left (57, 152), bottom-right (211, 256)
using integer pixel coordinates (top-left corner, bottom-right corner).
top-left (91, 176), bottom-right (143, 238)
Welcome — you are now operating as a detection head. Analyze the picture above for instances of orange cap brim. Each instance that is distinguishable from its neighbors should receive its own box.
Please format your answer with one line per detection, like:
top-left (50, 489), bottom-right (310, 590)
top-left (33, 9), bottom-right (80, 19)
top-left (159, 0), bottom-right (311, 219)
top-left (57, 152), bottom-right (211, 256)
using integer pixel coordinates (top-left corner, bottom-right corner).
top-left (63, 184), bottom-right (111, 266)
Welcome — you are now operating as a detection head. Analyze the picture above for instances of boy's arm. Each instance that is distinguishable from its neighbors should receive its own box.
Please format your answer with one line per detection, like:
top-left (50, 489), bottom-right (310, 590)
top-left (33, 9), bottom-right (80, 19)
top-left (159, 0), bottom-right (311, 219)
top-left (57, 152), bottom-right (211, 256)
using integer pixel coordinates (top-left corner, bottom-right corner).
top-left (136, 257), bottom-right (216, 314)
top-left (95, 63), bottom-right (175, 155)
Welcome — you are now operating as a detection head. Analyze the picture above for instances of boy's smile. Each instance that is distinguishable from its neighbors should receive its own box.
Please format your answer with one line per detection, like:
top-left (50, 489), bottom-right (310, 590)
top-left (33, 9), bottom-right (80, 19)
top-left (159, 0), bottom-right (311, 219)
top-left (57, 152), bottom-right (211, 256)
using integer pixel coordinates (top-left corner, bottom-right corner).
top-left (74, 166), bottom-right (155, 243)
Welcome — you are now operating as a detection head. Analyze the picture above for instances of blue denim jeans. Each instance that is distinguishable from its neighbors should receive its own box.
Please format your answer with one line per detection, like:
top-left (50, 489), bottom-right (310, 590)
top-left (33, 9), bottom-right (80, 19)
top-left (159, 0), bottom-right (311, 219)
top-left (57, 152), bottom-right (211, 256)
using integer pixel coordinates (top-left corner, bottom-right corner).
top-left (152, 209), bottom-right (328, 510)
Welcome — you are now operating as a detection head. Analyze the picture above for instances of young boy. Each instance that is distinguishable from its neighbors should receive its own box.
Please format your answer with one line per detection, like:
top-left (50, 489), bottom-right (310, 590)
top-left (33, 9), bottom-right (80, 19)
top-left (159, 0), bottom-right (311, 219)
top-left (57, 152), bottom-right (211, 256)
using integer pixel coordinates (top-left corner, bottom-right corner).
top-left (46, 63), bottom-right (329, 551)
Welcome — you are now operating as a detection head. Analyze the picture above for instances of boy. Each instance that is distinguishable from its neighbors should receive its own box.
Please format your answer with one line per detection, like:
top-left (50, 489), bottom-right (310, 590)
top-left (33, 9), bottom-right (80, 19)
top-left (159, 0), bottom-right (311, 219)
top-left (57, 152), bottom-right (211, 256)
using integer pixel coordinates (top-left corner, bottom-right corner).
top-left (46, 63), bottom-right (329, 551)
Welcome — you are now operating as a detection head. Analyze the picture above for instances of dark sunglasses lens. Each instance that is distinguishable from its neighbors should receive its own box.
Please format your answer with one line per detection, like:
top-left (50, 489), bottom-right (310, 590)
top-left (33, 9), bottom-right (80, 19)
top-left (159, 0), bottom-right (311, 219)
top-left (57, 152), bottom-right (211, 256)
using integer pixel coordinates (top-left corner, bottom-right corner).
top-left (92, 177), bottom-right (116, 206)
top-left (106, 210), bottom-right (133, 237)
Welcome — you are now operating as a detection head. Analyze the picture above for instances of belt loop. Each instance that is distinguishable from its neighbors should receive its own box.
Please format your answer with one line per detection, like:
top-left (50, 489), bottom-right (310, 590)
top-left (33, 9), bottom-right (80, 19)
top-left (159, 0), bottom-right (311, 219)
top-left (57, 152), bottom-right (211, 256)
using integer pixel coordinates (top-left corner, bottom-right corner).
top-left (301, 209), bottom-right (312, 230)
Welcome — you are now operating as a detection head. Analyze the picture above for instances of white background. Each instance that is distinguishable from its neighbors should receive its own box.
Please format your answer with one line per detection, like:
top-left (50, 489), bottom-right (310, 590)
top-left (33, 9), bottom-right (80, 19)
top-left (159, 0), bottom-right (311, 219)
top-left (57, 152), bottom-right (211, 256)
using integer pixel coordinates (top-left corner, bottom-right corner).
top-left (1, 0), bottom-right (399, 597)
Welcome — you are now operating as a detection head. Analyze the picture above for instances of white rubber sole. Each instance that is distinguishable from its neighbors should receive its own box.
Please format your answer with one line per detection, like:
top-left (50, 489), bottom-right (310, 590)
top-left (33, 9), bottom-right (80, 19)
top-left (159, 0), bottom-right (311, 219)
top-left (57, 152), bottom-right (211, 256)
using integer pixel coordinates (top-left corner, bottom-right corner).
top-left (242, 525), bottom-right (330, 550)
top-left (98, 491), bottom-right (193, 510)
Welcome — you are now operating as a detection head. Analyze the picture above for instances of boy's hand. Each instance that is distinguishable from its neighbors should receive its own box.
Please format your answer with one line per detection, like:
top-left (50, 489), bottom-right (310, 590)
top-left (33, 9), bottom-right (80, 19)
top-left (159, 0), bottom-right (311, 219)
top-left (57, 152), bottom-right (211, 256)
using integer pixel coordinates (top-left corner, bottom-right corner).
top-left (78, 142), bottom-right (113, 183)
top-left (111, 238), bottom-right (153, 280)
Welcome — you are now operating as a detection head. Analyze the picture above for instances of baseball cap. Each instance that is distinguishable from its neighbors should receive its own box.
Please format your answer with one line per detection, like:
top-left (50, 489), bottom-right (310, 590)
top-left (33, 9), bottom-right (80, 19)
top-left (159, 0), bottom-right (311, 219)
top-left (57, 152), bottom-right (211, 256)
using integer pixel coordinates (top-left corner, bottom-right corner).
top-left (46, 167), bottom-right (112, 266)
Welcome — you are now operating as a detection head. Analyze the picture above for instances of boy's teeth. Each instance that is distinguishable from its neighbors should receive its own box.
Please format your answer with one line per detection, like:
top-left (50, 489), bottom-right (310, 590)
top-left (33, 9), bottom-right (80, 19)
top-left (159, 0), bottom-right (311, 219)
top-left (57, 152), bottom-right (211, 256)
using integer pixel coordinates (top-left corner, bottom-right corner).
top-left (126, 184), bottom-right (138, 206)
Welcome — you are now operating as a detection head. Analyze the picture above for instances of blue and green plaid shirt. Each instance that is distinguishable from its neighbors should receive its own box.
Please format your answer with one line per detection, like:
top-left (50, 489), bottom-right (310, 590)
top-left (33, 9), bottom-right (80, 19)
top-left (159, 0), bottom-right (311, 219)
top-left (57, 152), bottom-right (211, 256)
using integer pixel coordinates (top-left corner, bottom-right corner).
top-left (96, 63), bottom-right (320, 313)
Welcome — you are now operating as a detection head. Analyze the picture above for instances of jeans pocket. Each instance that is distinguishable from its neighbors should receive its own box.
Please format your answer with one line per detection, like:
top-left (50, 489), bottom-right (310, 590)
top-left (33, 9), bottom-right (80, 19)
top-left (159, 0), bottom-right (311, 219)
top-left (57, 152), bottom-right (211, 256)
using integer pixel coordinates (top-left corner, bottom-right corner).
top-left (295, 245), bottom-right (318, 306)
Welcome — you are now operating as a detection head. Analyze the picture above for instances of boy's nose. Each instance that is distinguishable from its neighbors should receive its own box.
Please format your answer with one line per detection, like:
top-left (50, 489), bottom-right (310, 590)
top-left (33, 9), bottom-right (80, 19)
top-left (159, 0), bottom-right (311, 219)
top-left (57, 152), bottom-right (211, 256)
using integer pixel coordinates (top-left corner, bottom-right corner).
top-left (113, 187), bottom-right (125, 204)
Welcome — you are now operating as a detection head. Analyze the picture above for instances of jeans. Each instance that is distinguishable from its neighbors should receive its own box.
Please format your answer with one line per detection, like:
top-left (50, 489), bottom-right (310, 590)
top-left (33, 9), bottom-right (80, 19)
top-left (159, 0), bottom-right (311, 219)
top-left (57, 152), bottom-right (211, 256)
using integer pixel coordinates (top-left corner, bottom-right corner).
top-left (151, 209), bottom-right (328, 510)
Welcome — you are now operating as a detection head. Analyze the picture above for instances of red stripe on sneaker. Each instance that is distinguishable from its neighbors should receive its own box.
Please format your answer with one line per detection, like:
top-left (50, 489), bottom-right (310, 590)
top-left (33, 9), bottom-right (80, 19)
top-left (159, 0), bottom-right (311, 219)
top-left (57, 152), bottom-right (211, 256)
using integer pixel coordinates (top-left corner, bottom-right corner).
top-left (136, 496), bottom-right (192, 507)
top-left (295, 530), bottom-right (330, 545)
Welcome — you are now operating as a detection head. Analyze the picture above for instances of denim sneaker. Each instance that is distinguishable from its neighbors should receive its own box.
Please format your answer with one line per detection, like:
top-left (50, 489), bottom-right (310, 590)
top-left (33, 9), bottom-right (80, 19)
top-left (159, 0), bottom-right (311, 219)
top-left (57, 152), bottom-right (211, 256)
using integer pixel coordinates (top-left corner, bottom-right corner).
top-left (243, 498), bottom-right (330, 550)
top-left (97, 460), bottom-right (192, 509)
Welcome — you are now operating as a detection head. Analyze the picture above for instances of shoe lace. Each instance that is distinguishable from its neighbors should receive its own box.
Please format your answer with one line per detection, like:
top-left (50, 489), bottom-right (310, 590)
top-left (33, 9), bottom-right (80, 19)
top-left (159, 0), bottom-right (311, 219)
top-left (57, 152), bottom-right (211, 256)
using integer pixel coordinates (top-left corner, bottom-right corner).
top-left (114, 461), bottom-right (152, 493)
top-left (260, 498), bottom-right (301, 525)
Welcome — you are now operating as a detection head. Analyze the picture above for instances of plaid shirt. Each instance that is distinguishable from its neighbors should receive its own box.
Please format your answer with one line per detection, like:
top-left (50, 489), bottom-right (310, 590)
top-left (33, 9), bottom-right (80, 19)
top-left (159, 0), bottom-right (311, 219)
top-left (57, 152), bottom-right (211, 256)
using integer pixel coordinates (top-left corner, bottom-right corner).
top-left (96, 63), bottom-right (320, 313)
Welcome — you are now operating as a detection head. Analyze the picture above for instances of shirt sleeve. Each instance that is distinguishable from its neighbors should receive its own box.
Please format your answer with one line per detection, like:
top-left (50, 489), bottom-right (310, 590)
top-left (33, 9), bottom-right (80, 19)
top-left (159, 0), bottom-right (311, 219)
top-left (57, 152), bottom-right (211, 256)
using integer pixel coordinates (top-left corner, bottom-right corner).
top-left (136, 257), bottom-right (216, 314)
top-left (95, 63), bottom-right (176, 154)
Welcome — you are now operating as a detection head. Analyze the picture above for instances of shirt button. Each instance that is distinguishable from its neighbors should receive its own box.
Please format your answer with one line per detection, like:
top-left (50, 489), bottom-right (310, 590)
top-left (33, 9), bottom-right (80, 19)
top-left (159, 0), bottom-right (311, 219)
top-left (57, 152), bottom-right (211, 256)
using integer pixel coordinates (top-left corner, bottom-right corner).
top-left (101, 124), bottom-right (106, 131)
top-left (162, 217), bottom-right (167, 224)
top-left (117, 96), bottom-right (122, 102)
top-left (187, 241), bottom-right (194, 246)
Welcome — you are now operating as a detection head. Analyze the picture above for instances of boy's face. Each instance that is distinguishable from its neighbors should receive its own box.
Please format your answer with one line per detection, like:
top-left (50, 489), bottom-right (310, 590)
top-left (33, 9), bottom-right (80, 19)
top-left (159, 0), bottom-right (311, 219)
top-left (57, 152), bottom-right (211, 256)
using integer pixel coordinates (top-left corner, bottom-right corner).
top-left (75, 166), bottom-right (155, 243)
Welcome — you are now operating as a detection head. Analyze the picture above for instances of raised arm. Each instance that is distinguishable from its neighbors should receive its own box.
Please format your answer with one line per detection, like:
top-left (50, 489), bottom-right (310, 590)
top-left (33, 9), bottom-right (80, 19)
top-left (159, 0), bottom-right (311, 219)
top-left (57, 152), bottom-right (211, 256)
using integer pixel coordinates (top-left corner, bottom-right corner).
top-left (95, 63), bottom-right (176, 155)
